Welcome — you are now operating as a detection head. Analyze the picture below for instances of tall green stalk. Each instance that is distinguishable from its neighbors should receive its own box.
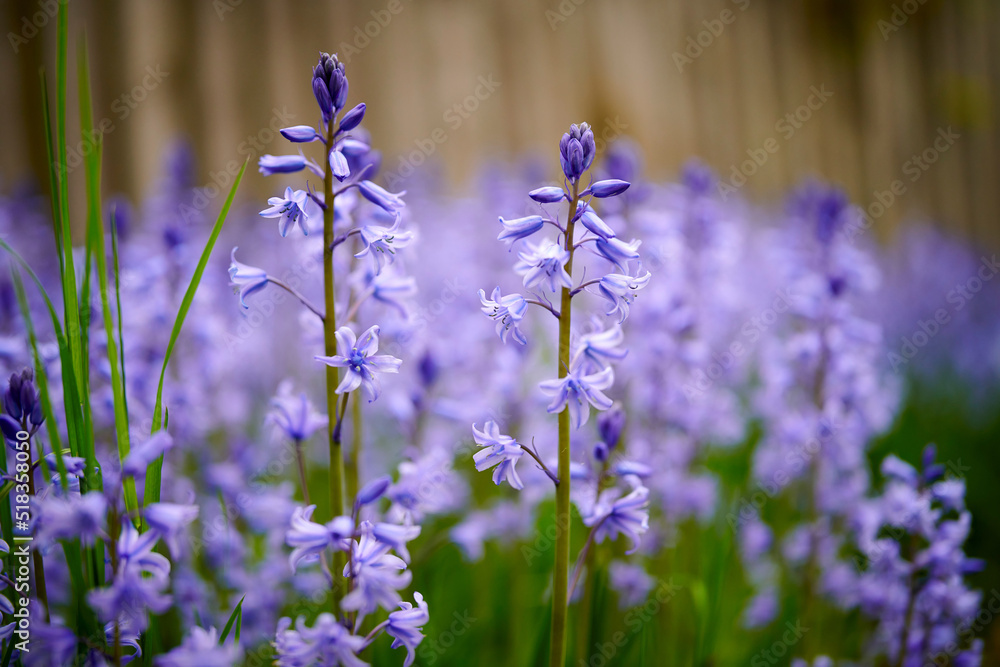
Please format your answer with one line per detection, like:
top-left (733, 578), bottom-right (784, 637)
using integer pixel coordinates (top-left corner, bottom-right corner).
top-left (323, 117), bottom-right (347, 611)
top-left (550, 182), bottom-right (580, 667)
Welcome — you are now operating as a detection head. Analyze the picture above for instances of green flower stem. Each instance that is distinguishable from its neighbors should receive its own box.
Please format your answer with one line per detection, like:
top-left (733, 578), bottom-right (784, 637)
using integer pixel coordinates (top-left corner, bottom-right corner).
top-left (323, 117), bottom-right (347, 613)
top-left (550, 181), bottom-right (580, 667)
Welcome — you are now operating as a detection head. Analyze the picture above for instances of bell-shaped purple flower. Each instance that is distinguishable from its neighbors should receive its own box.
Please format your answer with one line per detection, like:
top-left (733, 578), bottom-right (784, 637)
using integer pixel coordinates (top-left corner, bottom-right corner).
top-left (358, 180), bottom-right (406, 217)
top-left (354, 219), bottom-right (414, 274)
top-left (329, 149), bottom-right (351, 182)
top-left (275, 614), bottom-right (366, 667)
top-left (279, 125), bottom-right (320, 143)
top-left (122, 431), bottom-right (174, 478)
top-left (539, 367), bottom-right (615, 430)
top-left (260, 187), bottom-right (323, 237)
top-left (356, 475), bottom-right (393, 508)
top-left (586, 179), bottom-right (631, 198)
top-left (479, 287), bottom-right (529, 345)
top-left (258, 154), bottom-right (307, 176)
top-left (1, 369), bottom-right (43, 439)
top-left (472, 421), bottom-right (525, 490)
top-left (584, 485), bottom-right (650, 554)
top-left (593, 236), bottom-right (641, 271)
top-left (514, 239), bottom-right (572, 293)
top-left (598, 268), bottom-right (651, 323)
top-left (339, 103), bottom-right (366, 132)
top-left (497, 215), bottom-right (545, 246)
top-left (268, 382), bottom-right (328, 443)
top-left (386, 592), bottom-right (429, 667)
top-left (286, 505), bottom-right (354, 572)
top-left (578, 206), bottom-right (616, 240)
top-left (528, 186), bottom-right (567, 203)
top-left (342, 523), bottom-right (412, 616)
top-left (144, 502), bottom-right (199, 558)
top-left (36, 491), bottom-right (107, 546)
top-left (228, 247), bottom-right (269, 309)
top-left (598, 404), bottom-right (626, 450)
top-left (315, 325), bottom-right (402, 402)
top-left (571, 324), bottom-right (627, 374)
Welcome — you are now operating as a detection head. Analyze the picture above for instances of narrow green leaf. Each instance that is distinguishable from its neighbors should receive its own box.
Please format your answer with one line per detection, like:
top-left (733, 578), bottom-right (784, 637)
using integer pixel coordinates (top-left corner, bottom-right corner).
top-left (38, 68), bottom-right (65, 276)
top-left (10, 269), bottom-right (68, 489)
top-left (142, 158), bottom-right (247, 509)
top-left (219, 596), bottom-right (245, 644)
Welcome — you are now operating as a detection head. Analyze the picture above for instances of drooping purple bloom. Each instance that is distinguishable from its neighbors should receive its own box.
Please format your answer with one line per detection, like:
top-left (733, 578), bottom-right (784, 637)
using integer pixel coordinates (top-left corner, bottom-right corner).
top-left (330, 149), bottom-right (351, 181)
top-left (514, 239), bottom-right (572, 293)
top-left (584, 485), bottom-right (650, 554)
top-left (286, 505), bottom-right (353, 572)
top-left (358, 180), bottom-right (406, 217)
top-left (268, 382), bottom-right (328, 443)
top-left (275, 614), bottom-right (367, 667)
top-left (279, 126), bottom-right (320, 143)
top-left (354, 219), bottom-right (414, 274)
top-left (259, 187), bottom-right (323, 237)
top-left (528, 186), bottom-right (567, 203)
top-left (315, 325), bottom-right (402, 402)
top-left (342, 523), bottom-right (412, 616)
top-left (586, 179), bottom-right (631, 198)
top-left (497, 215), bottom-right (545, 246)
top-left (339, 102), bottom-right (366, 132)
top-left (571, 324), bottom-right (627, 374)
top-left (472, 421), bottom-right (525, 490)
top-left (593, 237), bottom-right (641, 271)
top-left (479, 287), bottom-right (529, 345)
top-left (539, 367), bottom-right (615, 429)
top-left (258, 154), bottom-right (307, 176)
top-left (386, 592), bottom-right (429, 667)
top-left (598, 268), bottom-right (651, 323)
top-left (228, 247), bottom-right (269, 308)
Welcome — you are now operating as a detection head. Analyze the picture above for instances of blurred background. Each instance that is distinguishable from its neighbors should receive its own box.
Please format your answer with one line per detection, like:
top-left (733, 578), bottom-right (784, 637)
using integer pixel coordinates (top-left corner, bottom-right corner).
top-left (1, 0), bottom-right (998, 248)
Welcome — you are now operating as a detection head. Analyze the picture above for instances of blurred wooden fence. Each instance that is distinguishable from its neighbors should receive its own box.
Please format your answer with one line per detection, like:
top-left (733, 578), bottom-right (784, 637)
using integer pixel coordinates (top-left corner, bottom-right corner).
top-left (1, 0), bottom-right (997, 248)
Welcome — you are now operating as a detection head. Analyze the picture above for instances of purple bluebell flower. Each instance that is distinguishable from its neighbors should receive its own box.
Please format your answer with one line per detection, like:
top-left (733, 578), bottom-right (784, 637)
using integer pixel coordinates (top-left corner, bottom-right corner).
top-left (571, 324), bottom-right (627, 374)
top-left (286, 505), bottom-right (353, 572)
top-left (593, 237), bottom-right (641, 271)
top-left (157, 626), bottom-right (241, 667)
top-left (472, 421), bottom-right (525, 490)
top-left (358, 180), bottom-right (406, 217)
top-left (275, 614), bottom-right (366, 667)
top-left (479, 287), bottom-right (529, 345)
top-left (598, 268), bottom-right (651, 323)
top-left (386, 592), bottom-right (429, 667)
top-left (372, 522), bottom-right (421, 563)
top-left (514, 239), bottom-right (572, 292)
top-left (36, 491), bottom-right (107, 546)
top-left (585, 179), bottom-right (631, 198)
top-left (584, 485), bottom-right (650, 554)
top-left (539, 367), bottom-right (615, 429)
top-left (258, 154), bottom-right (307, 176)
top-left (144, 502), bottom-right (199, 558)
top-left (578, 206), bottom-right (616, 240)
top-left (559, 123), bottom-right (596, 182)
top-left (356, 475), bottom-right (392, 507)
top-left (122, 431), bottom-right (174, 478)
top-left (279, 126), bottom-right (320, 143)
top-left (497, 215), bottom-right (545, 246)
top-left (89, 521), bottom-right (172, 632)
top-left (228, 247), bottom-right (269, 308)
top-left (529, 186), bottom-right (567, 203)
top-left (330, 149), bottom-right (351, 181)
top-left (268, 382), bottom-right (328, 443)
top-left (339, 103), bottom-right (366, 132)
top-left (315, 325), bottom-right (402, 402)
top-left (342, 523), bottom-right (412, 616)
top-left (43, 452), bottom-right (86, 476)
top-left (354, 219), bottom-right (414, 274)
top-left (259, 187), bottom-right (323, 237)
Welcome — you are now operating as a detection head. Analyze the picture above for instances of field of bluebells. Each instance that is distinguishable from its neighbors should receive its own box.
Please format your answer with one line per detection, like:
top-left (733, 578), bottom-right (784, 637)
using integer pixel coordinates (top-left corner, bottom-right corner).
top-left (2, 10), bottom-right (1000, 666)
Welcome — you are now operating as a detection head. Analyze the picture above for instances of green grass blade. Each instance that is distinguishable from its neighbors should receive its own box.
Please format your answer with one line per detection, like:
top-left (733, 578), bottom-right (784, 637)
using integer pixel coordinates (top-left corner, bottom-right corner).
top-left (219, 595), bottom-right (245, 644)
top-left (10, 269), bottom-right (68, 489)
top-left (38, 68), bottom-right (65, 276)
top-left (142, 158), bottom-right (247, 509)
